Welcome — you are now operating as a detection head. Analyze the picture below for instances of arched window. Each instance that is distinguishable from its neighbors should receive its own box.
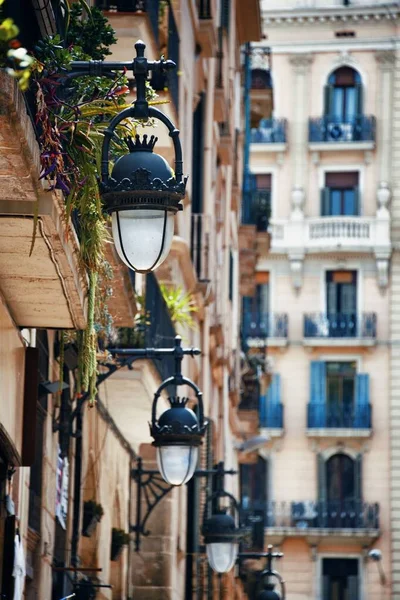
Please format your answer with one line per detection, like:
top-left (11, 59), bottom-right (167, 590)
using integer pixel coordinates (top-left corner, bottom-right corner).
top-left (325, 67), bottom-right (362, 122)
top-left (326, 453), bottom-right (356, 503)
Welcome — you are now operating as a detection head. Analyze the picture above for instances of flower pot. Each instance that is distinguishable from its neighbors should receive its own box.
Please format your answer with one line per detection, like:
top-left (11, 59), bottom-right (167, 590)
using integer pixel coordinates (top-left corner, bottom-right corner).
top-left (82, 510), bottom-right (100, 538)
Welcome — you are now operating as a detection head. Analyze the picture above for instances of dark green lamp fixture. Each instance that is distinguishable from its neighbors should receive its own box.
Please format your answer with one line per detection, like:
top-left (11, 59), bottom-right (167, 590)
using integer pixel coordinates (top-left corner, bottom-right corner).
top-left (68, 40), bottom-right (187, 273)
top-left (240, 546), bottom-right (286, 600)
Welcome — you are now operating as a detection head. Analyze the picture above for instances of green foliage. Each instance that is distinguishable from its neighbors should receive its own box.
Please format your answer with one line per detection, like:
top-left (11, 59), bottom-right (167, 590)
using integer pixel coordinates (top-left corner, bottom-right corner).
top-left (84, 499), bottom-right (104, 520)
top-left (0, 1), bottom-right (34, 90)
top-left (66, 3), bottom-right (117, 60)
top-left (111, 528), bottom-right (130, 546)
top-left (160, 285), bottom-right (199, 331)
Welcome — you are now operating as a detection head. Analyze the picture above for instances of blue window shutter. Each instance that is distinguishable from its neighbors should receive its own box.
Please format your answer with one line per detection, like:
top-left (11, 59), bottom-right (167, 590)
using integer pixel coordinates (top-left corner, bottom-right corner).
top-left (355, 373), bottom-right (370, 428)
top-left (261, 374), bottom-right (281, 428)
top-left (310, 362), bottom-right (326, 427)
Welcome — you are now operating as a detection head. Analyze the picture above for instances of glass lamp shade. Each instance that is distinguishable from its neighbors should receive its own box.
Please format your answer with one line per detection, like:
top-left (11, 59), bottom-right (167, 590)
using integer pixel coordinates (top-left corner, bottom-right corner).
top-left (206, 542), bottom-right (238, 573)
top-left (112, 209), bottom-right (174, 273)
top-left (156, 444), bottom-right (199, 486)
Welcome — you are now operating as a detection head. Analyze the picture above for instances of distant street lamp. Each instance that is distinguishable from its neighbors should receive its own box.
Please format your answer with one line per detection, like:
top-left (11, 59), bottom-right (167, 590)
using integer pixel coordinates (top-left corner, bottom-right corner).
top-left (67, 40), bottom-right (187, 272)
top-left (239, 547), bottom-right (286, 600)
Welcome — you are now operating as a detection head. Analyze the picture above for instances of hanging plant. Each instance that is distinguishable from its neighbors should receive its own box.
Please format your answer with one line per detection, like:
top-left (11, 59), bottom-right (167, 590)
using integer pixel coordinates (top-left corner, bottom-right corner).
top-left (110, 528), bottom-right (130, 561)
top-left (82, 499), bottom-right (104, 537)
top-left (29, 4), bottom-right (163, 405)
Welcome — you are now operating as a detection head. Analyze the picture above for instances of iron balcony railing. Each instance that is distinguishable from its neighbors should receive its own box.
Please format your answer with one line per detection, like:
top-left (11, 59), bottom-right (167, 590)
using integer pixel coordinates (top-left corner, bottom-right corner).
top-left (242, 312), bottom-right (288, 340)
top-left (197, 0), bottom-right (212, 19)
top-left (307, 402), bottom-right (372, 429)
top-left (264, 500), bottom-right (379, 530)
top-left (241, 189), bottom-right (271, 232)
top-left (96, 1), bottom-right (160, 44)
top-left (191, 213), bottom-right (213, 283)
top-left (304, 312), bottom-right (377, 339)
top-left (250, 119), bottom-right (287, 144)
top-left (260, 399), bottom-right (283, 429)
top-left (309, 115), bottom-right (376, 143)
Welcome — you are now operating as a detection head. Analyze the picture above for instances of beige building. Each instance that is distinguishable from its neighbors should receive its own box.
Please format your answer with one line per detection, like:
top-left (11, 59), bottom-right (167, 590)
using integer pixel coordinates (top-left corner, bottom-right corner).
top-left (0, 1), bottom-right (261, 599)
top-left (238, 1), bottom-right (400, 598)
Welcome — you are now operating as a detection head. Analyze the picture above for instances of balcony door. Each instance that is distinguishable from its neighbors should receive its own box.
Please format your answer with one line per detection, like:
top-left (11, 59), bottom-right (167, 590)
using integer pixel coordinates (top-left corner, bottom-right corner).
top-left (240, 457), bottom-right (268, 549)
top-left (242, 276), bottom-right (270, 339)
top-left (326, 271), bottom-right (357, 337)
top-left (326, 362), bottom-right (356, 428)
top-left (324, 452), bottom-right (361, 529)
top-left (322, 558), bottom-right (359, 600)
top-left (325, 67), bottom-right (362, 123)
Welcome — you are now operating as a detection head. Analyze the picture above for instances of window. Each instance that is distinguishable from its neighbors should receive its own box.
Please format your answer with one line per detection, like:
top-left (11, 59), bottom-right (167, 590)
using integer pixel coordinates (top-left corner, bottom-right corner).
top-left (323, 558), bottom-right (359, 600)
top-left (321, 172), bottom-right (359, 216)
top-left (326, 67), bottom-right (362, 122)
top-left (242, 279), bottom-right (270, 338)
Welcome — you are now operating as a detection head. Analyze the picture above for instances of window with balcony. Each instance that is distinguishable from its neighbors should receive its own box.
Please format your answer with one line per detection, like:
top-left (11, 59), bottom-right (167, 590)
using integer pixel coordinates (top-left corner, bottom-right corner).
top-left (321, 172), bottom-right (359, 216)
top-left (242, 174), bottom-right (271, 232)
top-left (326, 67), bottom-right (362, 124)
top-left (327, 270), bottom-right (357, 335)
top-left (308, 361), bottom-right (371, 430)
top-left (309, 66), bottom-right (375, 144)
top-left (323, 558), bottom-right (359, 600)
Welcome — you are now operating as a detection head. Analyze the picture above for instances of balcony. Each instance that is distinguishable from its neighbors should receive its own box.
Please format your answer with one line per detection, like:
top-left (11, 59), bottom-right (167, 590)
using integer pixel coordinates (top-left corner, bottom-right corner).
top-left (250, 118), bottom-right (287, 152)
top-left (241, 190), bottom-right (271, 233)
top-left (269, 215), bottom-right (390, 256)
top-left (309, 115), bottom-right (376, 151)
top-left (195, 0), bottom-right (217, 57)
top-left (264, 500), bottom-right (380, 546)
top-left (304, 313), bottom-right (377, 346)
top-left (307, 402), bottom-right (372, 437)
top-left (243, 313), bottom-right (288, 348)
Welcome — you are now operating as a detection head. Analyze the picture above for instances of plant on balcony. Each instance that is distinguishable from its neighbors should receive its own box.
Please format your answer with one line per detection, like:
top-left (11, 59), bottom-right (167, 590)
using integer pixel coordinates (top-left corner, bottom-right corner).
top-left (28, 4), bottom-right (164, 404)
top-left (160, 285), bottom-right (199, 331)
top-left (82, 500), bottom-right (104, 537)
top-left (106, 294), bottom-right (150, 350)
top-left (110, 528), bottom-right (130, 561)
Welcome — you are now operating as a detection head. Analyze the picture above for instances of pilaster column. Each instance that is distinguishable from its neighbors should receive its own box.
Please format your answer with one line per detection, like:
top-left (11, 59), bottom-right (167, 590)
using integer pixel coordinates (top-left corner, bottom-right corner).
top-left (289, 54), bottom-right (314, 193)
top-left (375, 50), bottom-right (396, 184)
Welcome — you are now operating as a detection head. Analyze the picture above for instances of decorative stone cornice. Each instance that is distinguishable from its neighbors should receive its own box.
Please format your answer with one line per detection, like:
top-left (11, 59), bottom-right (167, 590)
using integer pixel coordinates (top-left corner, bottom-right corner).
top-left (262, 4), bottom-right (400, 26)
top-left (289, 53), bottom-right (314, 74)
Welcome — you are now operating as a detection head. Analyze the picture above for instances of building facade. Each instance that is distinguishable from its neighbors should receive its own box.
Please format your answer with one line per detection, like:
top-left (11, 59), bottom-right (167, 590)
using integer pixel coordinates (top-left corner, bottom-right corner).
top-left (0, 1), bottom-right (261, 600)
top-left (239, 1), bottom-right (399, 598)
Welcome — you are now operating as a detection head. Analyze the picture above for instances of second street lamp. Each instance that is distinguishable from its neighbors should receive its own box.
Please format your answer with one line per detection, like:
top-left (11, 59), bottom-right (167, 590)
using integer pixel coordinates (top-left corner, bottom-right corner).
top-left (65, 39), bottom-right (187, 273)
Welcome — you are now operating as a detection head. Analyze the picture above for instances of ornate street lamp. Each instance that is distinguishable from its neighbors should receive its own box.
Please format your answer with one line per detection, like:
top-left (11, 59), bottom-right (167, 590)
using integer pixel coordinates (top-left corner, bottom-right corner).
top-left (68, 40), bottom-right (187, 272)
top-left (148, 336), bottom-right (206, 485)
top-left (202, 462), bottom-right (244, 573)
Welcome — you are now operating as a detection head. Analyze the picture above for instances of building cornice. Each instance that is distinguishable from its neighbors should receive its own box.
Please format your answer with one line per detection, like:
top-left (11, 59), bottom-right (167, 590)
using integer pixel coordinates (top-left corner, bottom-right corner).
top-left (262, 4), bottom-right (399, 26)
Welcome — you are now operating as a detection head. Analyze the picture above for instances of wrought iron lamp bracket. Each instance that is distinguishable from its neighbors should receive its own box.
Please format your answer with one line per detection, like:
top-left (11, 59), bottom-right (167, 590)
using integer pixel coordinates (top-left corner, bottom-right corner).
top-left (130, 460), bottom-right (236, 552)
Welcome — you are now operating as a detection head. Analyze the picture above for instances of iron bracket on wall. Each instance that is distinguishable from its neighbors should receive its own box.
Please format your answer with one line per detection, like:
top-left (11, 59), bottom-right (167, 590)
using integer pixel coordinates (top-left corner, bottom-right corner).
top-left (130, 460), bottom-right (237, 552)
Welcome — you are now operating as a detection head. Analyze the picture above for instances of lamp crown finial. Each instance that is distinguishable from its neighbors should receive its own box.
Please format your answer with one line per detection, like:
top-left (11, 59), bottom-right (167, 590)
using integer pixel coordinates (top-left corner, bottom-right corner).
top-left (169, 396), bottom-right (189, 408)
top-left (126, 134), bottom-right (158, 153)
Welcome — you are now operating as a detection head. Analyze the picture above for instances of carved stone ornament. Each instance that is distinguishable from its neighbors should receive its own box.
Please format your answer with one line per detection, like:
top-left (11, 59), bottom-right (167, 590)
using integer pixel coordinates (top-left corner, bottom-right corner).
top-left (377, 181), bottom-right (391, 211)
top-left (290, 257), bottom-right (303, 292)
top-left (376, 258), bottom-right (389, 290)
top-left (291, 186), bottom-right (305, 217)
top-left (375, 50), bottom-right (396, 71)
top-left (289, 53), bottom-right (314, 74)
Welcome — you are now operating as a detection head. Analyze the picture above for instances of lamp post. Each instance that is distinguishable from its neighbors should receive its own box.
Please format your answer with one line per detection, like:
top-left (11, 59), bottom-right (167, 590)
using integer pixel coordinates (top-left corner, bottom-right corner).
top-left (110, 335), bottom-right (206, 485)
top-left (64, 40), bottom-right (187, 272)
